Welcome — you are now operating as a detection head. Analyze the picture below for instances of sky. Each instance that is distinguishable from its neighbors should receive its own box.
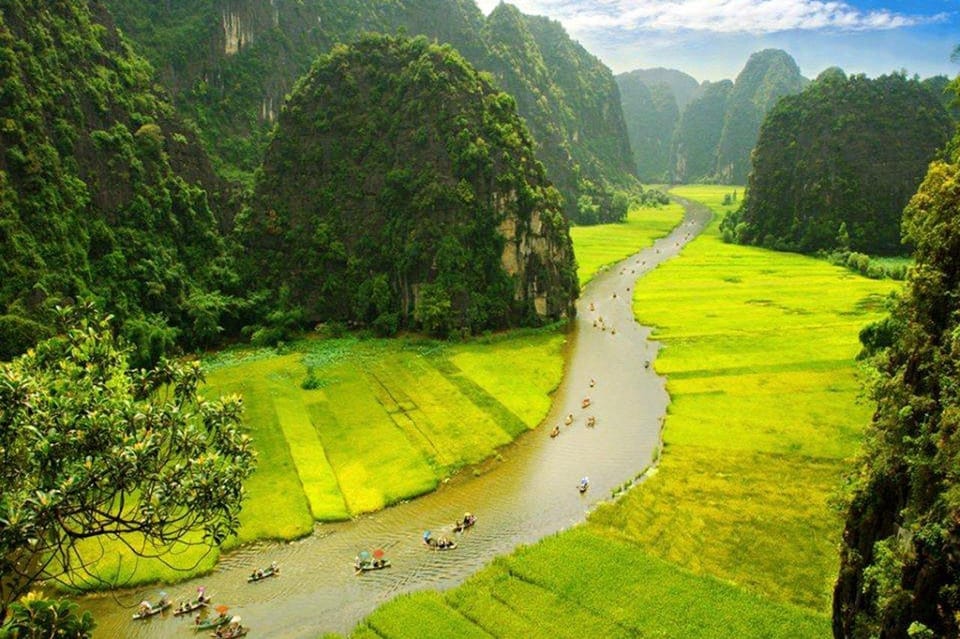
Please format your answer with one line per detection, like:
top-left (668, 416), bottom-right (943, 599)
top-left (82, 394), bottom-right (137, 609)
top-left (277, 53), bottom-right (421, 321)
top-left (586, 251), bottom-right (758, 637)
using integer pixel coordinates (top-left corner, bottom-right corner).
top-left (474, 0), bottom-right (960, 82)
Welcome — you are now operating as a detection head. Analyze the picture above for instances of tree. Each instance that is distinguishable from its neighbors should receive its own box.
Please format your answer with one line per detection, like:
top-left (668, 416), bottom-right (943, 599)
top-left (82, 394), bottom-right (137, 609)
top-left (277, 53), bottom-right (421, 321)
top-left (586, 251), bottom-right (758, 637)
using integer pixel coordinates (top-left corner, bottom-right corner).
top-left (833, 154), bottom-right (960, 637)
top-left (0, 595), bottom-right (94, 638)
top-left (0, 305), bottom-right (256, 619)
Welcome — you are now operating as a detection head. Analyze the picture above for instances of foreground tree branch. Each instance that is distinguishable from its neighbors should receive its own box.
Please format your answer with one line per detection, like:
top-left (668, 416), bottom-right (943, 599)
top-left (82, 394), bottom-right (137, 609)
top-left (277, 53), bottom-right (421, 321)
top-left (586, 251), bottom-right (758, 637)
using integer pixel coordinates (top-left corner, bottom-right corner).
top-left (0, 304), bottom-right (256, 619)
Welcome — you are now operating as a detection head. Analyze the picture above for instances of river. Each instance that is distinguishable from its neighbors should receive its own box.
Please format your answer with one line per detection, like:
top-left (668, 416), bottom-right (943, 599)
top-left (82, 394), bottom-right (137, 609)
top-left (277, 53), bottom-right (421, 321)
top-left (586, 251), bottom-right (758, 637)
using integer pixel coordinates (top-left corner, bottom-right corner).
top-left (81, 198), bottom-right (711, 638)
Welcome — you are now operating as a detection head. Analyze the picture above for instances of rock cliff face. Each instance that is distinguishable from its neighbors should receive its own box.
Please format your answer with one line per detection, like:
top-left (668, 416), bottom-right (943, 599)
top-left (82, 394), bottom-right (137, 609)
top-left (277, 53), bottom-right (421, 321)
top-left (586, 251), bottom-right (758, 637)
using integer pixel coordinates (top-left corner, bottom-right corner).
top-left (242, 35), bottom-right (577, 335)
top-left (103, 0), bottom-right (636, 223)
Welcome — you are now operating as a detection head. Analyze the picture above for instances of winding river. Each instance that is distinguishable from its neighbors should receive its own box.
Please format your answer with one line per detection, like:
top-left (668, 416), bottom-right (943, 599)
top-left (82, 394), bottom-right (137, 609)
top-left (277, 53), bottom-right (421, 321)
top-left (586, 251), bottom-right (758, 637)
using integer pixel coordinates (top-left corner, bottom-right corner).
top-left (82, 198), bottom-right (711, 638)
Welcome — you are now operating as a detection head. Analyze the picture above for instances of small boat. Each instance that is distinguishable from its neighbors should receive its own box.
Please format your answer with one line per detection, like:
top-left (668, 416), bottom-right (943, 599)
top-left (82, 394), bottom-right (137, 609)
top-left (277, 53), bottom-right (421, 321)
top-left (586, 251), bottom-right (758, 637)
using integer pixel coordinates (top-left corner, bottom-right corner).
top-left (578, 477), bottom-right (589, 494)
top-left (174, 598), bottom-right (209, 616)
top-left (210, 617), bottom-right (247, 638)
top-left (132, 598), bottom-right (171, 620)
top-left (423, 530), bottom-right (457, 550)
top-left (355, 549), bottom-right (390, 572)
top-left (581, 397), bottom-right (591, 409)
top-left (453, 513), bottom-right (477, 533)
top-left (549, 425), bottom-right (560, 438)
top-left (247, 562), bottom-right (279, 582)
top-left (174, 587), bottom-right (211, 616)
top-left (195, 606), bottom-right (230, 631)
top-left (355, 558), bottom-right (391, 572)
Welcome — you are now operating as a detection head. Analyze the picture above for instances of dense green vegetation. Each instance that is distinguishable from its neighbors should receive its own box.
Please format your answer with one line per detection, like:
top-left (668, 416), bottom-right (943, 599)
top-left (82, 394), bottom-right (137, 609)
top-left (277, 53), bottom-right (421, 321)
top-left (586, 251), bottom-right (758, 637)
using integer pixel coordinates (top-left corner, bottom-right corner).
top-left (80, 327), bottom-right (566, 587)
top-left (0, 0), bottom-right (238, 365)
top-left (616, 50), bottom-right (807, 185)
top-left (335, 185), bottom-right (897, 637)
top-left (569, 201), bottom-right (684, 285)
top-left (103, 0), bottom-right (637, 223)
top-left (670, 79), bottom-right (733, 183)
top-left (616, 73), bottom-right (680, 181)
top-left (714, 49), bottom-right (809, 184)
top-left (0, 306), bottom-right (254, 611)
top-left (724, 70), bottom-right (952, 255)
top-left (243, 34), bottom-right (577, 335)
top-left (834, 84), bottom-right (960, 638)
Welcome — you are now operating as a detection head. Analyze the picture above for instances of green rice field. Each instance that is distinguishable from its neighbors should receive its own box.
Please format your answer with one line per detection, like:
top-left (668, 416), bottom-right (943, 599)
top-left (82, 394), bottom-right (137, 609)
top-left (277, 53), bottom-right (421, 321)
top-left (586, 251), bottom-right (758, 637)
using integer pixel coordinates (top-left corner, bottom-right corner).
top-left (77, 329), bottom-right (567, 588)
top-left (570, 202), bottom-right (684, 285)
top-left (341, 185), bottom-right (900, 638)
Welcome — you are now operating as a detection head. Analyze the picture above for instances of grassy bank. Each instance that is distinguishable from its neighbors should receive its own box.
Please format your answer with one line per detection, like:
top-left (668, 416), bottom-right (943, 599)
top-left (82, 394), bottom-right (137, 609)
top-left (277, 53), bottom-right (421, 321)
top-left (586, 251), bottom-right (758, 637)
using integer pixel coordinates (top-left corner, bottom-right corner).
top-left (339, 185), bottom-right (898, 637)
top-left (77, 328), bottom-right (567, 588)
top-left (593, 184), bottom-right (898, 611)
top-left (570, 201), bottom-right (684, 286)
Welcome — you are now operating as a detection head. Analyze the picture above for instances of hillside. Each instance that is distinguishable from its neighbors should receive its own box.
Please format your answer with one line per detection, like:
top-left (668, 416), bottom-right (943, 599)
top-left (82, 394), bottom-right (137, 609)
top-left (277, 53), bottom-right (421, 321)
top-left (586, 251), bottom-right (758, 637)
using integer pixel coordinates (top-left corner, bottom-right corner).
top-left (0, 0), bottom-right (234, 364)
top-left (616, 71), bottom-right (683, 181)
top-left (714, 49), bottom-right (808, 183)
top-left (670, 80), bottom-right (733, 182)
top-left (102, 0), bottom-right (636, 224)
top-left (834, 93), bottom-right (960, 637)
top-left (241, 35), bottom-right (578, 335)
top-left (727, 70), bottom-right (952, 254)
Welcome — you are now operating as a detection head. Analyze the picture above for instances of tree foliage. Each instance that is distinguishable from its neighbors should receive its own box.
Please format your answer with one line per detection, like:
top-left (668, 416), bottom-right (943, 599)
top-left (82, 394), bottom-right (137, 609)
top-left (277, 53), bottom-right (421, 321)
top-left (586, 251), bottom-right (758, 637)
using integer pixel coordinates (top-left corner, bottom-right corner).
top-left (714, 49), bottom-right (808, 184)
top-left (834, 79), bottom-right (960, 637)
top-left (0, 306), bottom-right (255, 617)
top-left (670, 80), bottom-right (733, 183)
top-left (0, 595), bottom-right (94, 639)
top-left (103, 0), bottom-right (637, 224)
top-left (0, 0), bottom-right (240, 364)
top-left (616, 73), bottom-right (681, 181)
top-left (241, 35), bottom-right (577, 336)
top-left (728, 71), bottom-right (952, 255)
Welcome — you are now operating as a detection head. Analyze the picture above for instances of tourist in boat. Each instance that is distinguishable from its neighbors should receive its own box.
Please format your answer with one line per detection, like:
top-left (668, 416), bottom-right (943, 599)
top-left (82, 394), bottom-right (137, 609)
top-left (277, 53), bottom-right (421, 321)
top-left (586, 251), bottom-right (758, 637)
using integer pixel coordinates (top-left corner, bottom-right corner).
top-left (586, 416), bottom-right (596, 427)
top-left (270, 561), bottom-right (279, 574)
top-left (564, 413), bottom-right (573, 425)
top-left (550, 424), bottom-right (560, 437)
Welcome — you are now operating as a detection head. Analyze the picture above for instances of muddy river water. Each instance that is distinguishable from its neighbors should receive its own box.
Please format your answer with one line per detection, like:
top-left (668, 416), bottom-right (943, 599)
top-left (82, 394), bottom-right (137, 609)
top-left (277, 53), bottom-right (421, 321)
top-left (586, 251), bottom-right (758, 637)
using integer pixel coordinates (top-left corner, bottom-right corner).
top-left (82, 199), bottom-right (711, 637)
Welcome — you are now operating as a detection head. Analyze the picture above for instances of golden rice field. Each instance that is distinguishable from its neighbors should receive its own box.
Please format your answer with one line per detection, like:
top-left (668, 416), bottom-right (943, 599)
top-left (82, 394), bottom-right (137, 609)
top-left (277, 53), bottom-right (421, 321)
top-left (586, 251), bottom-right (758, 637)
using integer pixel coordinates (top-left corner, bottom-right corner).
top-left (570, 201), bottom-right (684, 285)
top-left (76, 329), bottom-right (567, 588)
top-left (340, 185), bottom-right (900, 638)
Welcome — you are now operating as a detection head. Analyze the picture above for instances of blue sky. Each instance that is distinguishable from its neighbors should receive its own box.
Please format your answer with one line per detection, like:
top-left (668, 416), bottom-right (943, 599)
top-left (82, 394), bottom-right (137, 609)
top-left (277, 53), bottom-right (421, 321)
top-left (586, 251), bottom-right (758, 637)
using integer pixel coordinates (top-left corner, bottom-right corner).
top-left (474, 0), bottom-right (960, 82)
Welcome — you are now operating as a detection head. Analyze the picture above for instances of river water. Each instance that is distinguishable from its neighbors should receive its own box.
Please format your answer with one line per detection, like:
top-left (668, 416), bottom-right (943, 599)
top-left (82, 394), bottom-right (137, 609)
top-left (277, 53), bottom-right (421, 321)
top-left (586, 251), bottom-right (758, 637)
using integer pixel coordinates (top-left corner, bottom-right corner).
top-left (82, 199), bottom-right (711, 638)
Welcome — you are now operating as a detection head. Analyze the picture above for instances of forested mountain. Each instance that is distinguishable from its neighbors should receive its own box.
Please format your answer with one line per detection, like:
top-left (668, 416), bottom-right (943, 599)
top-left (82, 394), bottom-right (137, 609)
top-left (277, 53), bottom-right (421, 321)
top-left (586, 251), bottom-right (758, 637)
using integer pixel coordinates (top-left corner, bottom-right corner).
top-left (621, 68), bottom-right (702, 112)
top-left (834, 83), bottom-right (960, 637)
top-left (0, 0), bottom-right (237, 364)
top-left (714, 49), bottom-right (808, 183)
top-left (102, 0), bottom-right (636, 223)
top-left (619, 49), bottom-right (806, 184)
top-left (616, 71), bottom-right (685, 181)
top-left (726, 70), bottom-right (952, 254)
top-left (669, 80), bottom-right (733, 183)
top-left (923, 74), bottom-right (960, 120)
top-left (242, 35), bottom-right (578, 336)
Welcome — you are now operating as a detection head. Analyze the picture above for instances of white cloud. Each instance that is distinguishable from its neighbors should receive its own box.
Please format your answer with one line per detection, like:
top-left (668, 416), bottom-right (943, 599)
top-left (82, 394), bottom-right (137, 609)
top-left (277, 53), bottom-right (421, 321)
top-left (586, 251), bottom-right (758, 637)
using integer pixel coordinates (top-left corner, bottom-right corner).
top-left (475, 0), bottom-right (945, 34)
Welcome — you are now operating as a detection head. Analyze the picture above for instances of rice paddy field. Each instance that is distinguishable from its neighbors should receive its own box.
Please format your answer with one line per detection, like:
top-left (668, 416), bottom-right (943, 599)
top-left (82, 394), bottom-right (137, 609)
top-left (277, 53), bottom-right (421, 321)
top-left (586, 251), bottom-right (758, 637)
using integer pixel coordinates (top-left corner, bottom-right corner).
top-left (76, 329), bottom-right (567, 588)
top-left (340, 185), bottom-right (901, 638)
top-left (569, 201), bottom-right (684, 285)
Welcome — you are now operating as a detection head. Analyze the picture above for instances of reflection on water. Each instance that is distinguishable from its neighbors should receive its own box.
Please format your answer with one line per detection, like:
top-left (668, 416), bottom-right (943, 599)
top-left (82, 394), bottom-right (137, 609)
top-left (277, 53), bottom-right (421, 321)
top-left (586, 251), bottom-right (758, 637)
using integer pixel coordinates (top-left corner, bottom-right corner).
top-left (82, 203), bottom-right (710, 638)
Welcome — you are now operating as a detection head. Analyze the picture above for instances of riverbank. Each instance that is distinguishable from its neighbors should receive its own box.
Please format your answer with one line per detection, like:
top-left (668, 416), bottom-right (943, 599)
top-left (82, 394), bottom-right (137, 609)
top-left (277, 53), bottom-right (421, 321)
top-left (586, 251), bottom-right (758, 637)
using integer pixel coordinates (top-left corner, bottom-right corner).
top-left (341, 186), bottom-right (899, 637)
top-left (79, 202), bottom-right (693, 637)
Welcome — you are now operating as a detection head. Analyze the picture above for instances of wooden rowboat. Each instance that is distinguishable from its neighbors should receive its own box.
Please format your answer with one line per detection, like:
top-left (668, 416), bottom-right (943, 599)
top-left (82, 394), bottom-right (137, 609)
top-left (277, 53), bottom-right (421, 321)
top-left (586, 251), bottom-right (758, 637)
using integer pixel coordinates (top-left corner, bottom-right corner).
top-left (132, 600), bottom-right (170, 620)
